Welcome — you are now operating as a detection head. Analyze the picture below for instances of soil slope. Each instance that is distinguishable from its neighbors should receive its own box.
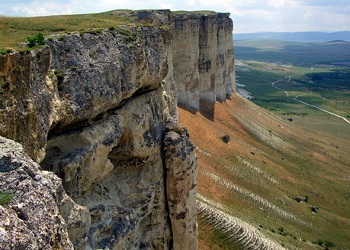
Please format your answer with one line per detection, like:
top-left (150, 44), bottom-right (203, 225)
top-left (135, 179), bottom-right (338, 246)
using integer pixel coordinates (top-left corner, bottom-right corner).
top-left (179, 94), bottom-right (350, 249)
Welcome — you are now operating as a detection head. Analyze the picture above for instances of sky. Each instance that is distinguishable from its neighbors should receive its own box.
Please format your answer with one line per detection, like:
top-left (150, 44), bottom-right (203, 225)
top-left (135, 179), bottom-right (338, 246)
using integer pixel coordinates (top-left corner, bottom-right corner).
top-left (0, 0), bottom-right (349, 33)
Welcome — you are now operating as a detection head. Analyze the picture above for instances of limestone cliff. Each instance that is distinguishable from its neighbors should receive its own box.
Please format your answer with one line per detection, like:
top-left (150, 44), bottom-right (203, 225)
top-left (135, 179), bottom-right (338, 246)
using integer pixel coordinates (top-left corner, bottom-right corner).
top-left (0, 10), bottom-right (234, 249)
top-left (0, 136), bottom-right (75, 249)
top-left (172, 12), bottom-right (235, 110)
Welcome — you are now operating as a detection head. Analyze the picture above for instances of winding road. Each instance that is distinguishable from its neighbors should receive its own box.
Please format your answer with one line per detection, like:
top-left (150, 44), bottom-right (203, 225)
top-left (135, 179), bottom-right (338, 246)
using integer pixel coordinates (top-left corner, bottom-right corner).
top-left (270, 75), bottom-right (350, 125)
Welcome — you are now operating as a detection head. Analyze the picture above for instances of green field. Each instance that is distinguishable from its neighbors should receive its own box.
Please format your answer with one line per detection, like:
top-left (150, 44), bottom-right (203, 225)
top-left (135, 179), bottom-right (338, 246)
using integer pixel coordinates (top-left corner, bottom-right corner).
top-left (235, 40), bottom-right (350, 66)
top-left (235, 40), bottom-right (350, 125)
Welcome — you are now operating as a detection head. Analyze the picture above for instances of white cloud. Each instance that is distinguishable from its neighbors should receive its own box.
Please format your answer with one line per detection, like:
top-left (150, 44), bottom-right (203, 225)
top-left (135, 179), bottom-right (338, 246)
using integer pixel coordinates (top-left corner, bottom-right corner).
top-left (187, 0), bottom-right (196, 6)
top-left (161, 3), bottom-right (173, 9)
top-left (1, 0), bottom-right (350, 32)
top-left (12, 2), bottom-right (75, 16)
top-left (303, 11), bottom-right (313, 18)
top-left (268, 0), bottom-right (286, 8)
top-left (268, 0), bottom-right (299, 8)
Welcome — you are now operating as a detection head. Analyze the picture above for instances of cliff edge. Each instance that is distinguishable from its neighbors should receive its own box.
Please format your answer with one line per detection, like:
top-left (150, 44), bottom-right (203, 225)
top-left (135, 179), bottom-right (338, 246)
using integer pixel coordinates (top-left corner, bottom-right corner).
top-left (0, 10), bottom-right (234, 249)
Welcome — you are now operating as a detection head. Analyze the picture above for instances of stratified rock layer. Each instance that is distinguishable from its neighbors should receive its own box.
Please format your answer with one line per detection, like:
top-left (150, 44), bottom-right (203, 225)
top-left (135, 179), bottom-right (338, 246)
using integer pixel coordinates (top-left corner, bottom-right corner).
top-left (173, 13), bottom-right (235, 110)
top-left (0, 26), bottom-right (171, 162)
top-left (0, 9), bottom-right (235, 250)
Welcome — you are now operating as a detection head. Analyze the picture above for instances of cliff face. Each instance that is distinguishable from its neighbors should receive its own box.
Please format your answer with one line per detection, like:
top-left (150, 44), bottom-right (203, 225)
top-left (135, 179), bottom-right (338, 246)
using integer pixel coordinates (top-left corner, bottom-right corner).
top-left (0, 10), bottom-right (234, 249)
top-left (173, 13), bottom-right (235, 110)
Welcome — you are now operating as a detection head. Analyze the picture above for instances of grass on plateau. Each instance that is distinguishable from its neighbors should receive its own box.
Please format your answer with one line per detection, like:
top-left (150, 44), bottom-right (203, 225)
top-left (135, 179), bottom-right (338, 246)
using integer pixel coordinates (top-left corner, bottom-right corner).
top-left (0, 10), bottom-right (133, 50)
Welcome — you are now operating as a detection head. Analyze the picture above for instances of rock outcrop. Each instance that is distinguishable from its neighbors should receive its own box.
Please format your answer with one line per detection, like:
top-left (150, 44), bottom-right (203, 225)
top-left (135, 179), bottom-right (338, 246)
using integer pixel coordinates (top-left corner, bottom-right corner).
top-left (0, 9), bottom-right (234, 249)
top-left (164, 128), bottom-right (198, 250)
top-left (0, 136), bottom-right (75, 249)
top-left (172, 13), bottom-right (235, 110)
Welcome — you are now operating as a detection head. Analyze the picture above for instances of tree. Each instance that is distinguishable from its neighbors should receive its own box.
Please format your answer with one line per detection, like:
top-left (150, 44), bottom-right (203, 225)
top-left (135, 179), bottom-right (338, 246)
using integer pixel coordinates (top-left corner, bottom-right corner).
top-left (311, 74), bottom-right (322, 88)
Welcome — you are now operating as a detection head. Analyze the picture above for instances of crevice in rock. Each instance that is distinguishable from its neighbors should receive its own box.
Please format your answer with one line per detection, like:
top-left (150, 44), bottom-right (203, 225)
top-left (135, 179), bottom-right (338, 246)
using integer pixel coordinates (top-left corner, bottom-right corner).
top-left (161, 129), bottom-right (174, 250)
top-left (47, 83), bottom-right (161, 141)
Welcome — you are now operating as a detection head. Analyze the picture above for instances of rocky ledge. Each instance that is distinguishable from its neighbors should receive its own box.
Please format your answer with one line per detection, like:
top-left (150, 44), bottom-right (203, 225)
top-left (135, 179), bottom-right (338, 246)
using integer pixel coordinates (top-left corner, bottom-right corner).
top-left (0, 9), bottom-right (234, 249)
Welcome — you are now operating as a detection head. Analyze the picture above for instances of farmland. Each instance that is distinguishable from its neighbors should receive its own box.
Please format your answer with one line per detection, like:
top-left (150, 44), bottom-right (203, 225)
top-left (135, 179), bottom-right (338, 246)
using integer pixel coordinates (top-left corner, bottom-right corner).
top-left (235, 40), bottom-right (350, 133)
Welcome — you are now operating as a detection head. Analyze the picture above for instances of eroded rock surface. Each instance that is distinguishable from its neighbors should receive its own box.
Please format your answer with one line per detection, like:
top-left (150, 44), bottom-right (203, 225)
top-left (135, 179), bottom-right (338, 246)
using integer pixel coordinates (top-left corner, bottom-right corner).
top-left (0, 136), bottom-right (75, 249)
top-left (0, 9), bottom-right (235, 250)
top-left (164, 128), bottom-right (198, 250)
top-left (172, 13), bottom-right (235, 110)
top-left (41, 86), bottom-right (176, 249)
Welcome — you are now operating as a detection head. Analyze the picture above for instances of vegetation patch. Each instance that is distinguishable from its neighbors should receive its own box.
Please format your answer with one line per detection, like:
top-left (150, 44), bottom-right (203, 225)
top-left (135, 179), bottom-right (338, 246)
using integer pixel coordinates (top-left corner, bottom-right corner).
top-left (0, 192), bottom-right (13, 206)
top-left (0, 10), bottom-right (133, 50)
top-left (27, 33), bottom-right (45, 48)
top-left (315, 239), bottom-right (336, 249)
top-left (0, 48), bottom-right (13, 55)
top-left (54, 70), bottom-right (64, 81)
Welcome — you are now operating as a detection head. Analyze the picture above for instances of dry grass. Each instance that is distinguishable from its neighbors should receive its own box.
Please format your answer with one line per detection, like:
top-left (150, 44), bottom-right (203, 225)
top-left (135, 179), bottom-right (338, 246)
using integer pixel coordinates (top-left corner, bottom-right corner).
top-left (199, 169), bottom-right (306, 225)
top-left (0, 9), bottom-right (222, 51)
top-left (197, 195), bottom-right (286, 250)
top-left (0, 10), bottom-right (132, 50)
top-left (179, 95), bottom-right (350, 249)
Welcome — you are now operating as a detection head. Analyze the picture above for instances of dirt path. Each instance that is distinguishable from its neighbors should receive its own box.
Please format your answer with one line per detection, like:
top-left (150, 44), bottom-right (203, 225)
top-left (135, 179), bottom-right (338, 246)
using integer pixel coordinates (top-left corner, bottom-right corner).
top-left (294, 96), bottom-right (350, 124)
top-left (271, 76), bottom-right (350, 124)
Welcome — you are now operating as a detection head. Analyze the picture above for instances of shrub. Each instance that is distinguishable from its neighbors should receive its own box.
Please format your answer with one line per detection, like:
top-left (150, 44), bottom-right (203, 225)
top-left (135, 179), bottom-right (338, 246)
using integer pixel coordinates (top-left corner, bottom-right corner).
top-left (173, 127), bottom-right (182, 135)
top-left (36, 33), bottom-right (45, 44)
top-left (324, 241), bottom-right (335, 249)
top-left (27, 33), bottom-right (45, 48)
top-left (0, 48), bottom-right (12, 55)
top-left (0, 192), bottom-right (13, 206)
top-left (122, 29), bottom-right (138, 42)
top-left (58, 35), bottom-right (66, 41)
top-left (27, 36), bottom-right (37, 48)
top-left (278, 227), bottom-right (287, 236)
top-left (54, 70), bottom-right (64, 81)
top-left (317, 239), bottom-right (324, 246)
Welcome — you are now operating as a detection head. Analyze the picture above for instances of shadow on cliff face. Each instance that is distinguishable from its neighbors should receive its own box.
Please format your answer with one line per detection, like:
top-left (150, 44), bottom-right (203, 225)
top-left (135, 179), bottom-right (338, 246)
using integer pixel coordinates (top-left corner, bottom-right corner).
top-left (198, 96), bottom-right (234, 121)
top-left (177, 102), bottom-right (215, 121)
top-left (199, 100), bottom-right (215, 121)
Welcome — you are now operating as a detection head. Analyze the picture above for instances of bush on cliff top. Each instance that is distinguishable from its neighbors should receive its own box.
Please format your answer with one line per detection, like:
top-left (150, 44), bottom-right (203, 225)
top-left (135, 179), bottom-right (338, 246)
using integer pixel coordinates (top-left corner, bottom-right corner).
top-left (27, 33), bottom-right (45, 48)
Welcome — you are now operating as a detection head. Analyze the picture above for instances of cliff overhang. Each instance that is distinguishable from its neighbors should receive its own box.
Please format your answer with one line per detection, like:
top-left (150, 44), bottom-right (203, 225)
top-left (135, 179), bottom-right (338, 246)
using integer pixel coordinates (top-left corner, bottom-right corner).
top-left (0, 9), bottom-right (234, 249)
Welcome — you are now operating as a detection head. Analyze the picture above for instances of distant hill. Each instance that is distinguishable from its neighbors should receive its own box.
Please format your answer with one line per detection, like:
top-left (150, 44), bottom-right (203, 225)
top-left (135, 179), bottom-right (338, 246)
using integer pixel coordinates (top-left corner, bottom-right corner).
top-left (234, 31), bottom-right (350, 42)
top-left (326, 40), bottom-right (349, 44)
